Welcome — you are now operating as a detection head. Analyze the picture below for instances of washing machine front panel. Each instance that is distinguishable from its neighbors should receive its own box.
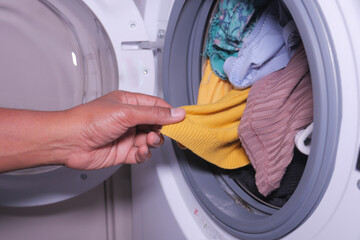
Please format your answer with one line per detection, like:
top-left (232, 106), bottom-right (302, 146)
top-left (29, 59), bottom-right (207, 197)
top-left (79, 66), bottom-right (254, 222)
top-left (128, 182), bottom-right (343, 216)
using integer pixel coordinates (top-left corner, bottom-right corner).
top-left (159, 0), bottom-right (360, 239)
top-left (288, 0), bottom-right (360, 238)
top-left (83, 0), bottom-right (159, 96)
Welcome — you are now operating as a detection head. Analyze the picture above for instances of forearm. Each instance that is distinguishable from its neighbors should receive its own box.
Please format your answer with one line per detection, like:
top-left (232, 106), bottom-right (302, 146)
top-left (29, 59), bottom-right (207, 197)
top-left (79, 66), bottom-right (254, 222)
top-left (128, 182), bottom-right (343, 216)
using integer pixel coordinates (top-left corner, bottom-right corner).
top-left (0, 108), bottom-right (71, 173)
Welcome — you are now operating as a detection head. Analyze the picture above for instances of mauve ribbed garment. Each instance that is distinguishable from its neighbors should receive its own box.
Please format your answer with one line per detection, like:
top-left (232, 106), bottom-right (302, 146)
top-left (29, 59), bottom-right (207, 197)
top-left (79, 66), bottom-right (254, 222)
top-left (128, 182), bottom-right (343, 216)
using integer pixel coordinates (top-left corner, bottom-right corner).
top-left (238, 45), bottom-right (313, 196)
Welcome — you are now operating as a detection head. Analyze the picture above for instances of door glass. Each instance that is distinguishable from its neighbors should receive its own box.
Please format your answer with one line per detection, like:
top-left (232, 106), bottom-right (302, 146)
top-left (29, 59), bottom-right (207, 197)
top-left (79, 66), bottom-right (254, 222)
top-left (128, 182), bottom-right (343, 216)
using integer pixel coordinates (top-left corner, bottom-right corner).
top-left (0, 0), bottom-right (118, 175)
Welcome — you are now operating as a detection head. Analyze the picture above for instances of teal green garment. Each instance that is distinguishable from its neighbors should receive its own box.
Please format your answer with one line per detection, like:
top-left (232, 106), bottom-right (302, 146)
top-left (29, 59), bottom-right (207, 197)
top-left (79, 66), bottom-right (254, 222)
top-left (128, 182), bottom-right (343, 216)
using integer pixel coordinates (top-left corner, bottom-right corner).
top-left (205, 0), bottom-right (270, 79)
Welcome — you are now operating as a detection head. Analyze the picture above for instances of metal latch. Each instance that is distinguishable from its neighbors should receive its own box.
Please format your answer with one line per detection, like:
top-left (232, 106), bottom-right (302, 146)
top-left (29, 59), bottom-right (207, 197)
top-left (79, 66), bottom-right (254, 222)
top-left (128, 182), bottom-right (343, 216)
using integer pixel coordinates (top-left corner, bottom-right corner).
top-left (122, 29), bottom-right (166, 51)
top-left (139, 29), bottom-right (165, 50)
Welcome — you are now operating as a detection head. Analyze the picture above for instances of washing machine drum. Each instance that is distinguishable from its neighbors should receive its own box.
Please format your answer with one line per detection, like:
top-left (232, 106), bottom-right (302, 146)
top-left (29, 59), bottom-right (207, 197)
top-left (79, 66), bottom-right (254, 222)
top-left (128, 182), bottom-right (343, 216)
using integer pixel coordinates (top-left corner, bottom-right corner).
top-left (0, 0), bottom-right (120, 207)
top-left (163, 0), bottom-right (360, 239)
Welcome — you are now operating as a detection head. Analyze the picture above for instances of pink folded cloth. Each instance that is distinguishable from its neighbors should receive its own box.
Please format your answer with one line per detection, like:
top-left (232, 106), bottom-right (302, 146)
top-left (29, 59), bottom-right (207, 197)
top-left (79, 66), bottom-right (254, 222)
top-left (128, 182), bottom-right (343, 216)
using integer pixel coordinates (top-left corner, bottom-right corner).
top-left (238, 45), bottom-right (313, 196)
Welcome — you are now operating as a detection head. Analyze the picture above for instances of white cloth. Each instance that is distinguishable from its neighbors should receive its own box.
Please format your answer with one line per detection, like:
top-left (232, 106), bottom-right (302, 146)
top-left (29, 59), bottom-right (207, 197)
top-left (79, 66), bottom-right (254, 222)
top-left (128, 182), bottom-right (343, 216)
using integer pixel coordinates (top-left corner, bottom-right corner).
top-left (294, 122), bottom-right (313, 155)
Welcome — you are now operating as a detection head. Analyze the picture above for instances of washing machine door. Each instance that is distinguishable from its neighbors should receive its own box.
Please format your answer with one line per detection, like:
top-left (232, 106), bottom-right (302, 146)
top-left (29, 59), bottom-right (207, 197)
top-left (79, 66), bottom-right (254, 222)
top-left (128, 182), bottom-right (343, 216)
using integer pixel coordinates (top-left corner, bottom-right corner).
top-left (161, 0), bottom-right (360, 239)
top-left (0, 0), bottom-right (156, 207)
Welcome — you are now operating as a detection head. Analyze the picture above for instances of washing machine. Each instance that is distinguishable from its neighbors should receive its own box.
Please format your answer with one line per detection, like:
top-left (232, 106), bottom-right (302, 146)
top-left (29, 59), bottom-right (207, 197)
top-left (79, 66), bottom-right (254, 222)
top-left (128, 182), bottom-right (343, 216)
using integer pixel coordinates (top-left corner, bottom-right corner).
top-left (131, 0), bottom-right (360, 239)
top-left (0, 0), bottom-right (359, 239)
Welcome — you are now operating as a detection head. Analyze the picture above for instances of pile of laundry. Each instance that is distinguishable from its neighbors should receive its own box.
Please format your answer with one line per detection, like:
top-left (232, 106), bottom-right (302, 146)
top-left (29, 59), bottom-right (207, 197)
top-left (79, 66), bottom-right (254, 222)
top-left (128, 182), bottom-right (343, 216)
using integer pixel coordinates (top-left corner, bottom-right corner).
top-left (161, 0), bottom-right (313, 201)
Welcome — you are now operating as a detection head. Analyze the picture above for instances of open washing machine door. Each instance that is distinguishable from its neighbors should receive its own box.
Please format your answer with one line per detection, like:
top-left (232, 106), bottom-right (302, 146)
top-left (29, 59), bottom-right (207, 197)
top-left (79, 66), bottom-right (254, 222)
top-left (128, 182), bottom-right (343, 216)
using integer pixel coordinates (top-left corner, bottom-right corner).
top-left (0, 0), bottom-right (166, 207)
top-left (138, 0), bottom-right (360, 239)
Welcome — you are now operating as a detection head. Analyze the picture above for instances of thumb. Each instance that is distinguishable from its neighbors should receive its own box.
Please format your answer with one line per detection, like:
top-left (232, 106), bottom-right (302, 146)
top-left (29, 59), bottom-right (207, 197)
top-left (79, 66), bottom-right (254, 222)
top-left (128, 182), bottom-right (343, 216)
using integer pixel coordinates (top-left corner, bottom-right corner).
top-left (123, 105), bottom-right (186, 127)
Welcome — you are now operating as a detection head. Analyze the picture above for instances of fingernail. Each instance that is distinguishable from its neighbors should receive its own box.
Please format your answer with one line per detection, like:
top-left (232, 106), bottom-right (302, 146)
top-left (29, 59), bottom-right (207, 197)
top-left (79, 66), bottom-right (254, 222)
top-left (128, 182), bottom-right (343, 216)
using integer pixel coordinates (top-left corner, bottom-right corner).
top-left (154, 135), bottom-right (161, 145)
top-left (170, 108), bottom-right (186, 118)
top-left (145, 148), bottom-right (149, 156)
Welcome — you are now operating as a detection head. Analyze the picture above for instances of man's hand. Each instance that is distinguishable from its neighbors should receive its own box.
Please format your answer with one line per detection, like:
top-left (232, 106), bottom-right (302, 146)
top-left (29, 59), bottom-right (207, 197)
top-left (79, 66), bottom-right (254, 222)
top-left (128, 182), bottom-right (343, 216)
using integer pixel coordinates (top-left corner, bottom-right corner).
top-left (65, 91), bottom-right (185, 169)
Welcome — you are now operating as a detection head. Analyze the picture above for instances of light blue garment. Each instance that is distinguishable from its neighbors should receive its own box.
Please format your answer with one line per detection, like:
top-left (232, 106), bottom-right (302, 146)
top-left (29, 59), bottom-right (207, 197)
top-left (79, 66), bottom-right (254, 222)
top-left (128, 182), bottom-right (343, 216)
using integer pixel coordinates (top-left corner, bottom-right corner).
top-left (223, 1), bottom-right (301, 88)
top-left (204, 0), bottom-right (270, 79)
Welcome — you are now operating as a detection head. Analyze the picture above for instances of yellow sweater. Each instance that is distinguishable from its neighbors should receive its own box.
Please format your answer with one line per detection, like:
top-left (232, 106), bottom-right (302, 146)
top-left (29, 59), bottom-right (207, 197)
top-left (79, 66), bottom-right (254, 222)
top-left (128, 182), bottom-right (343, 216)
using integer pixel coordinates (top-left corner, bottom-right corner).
top-left (197, 59), bottom-right (232, 105)
top-left (161, 89), bottom-right (250, 169)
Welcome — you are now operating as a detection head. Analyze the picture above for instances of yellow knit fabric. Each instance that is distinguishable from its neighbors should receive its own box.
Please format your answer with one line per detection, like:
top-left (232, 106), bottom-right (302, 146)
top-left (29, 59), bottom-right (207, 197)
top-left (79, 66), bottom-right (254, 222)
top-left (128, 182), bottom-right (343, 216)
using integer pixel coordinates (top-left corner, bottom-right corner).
top-left (175, 60), bottom-right (232, 150)
top-left (161, 89), bottom-right (250, 169)
top-left (197, 60), bottom-right (233, 105)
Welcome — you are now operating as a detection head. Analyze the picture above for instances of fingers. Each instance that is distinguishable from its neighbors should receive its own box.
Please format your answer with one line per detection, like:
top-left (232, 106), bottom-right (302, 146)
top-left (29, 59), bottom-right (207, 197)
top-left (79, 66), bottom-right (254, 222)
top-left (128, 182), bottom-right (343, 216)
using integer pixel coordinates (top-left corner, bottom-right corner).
top-left (123, 105), bottom-right (186, 128)
top-left (124, 145), bottom-right (151, 164)
top-left (146, 131), bottom-right (164, 147)
top-left (109, 90), bottom-right (173, 108)
top-left (133, 93), bottom-right (173, 108)
top-left (137, 145), bottom-right (151, 163)
top-left (133, 131), bottom-right (164, 148)
top-left (123, 131), bottom-right (164, 164)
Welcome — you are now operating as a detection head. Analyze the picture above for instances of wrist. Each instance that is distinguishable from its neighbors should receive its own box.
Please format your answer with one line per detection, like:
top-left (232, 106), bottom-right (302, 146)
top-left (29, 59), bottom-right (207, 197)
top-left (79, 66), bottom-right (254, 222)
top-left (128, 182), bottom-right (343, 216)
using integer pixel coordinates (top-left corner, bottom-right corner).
top-left (0, 109), bottom-right (75, 172)
top-left (43, 109), bottom-right (78, 166)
